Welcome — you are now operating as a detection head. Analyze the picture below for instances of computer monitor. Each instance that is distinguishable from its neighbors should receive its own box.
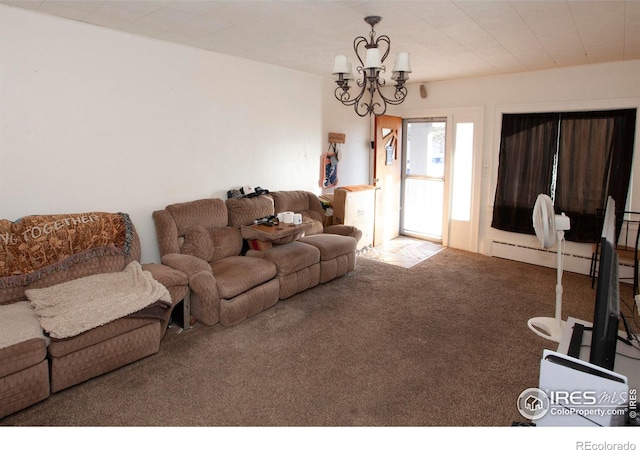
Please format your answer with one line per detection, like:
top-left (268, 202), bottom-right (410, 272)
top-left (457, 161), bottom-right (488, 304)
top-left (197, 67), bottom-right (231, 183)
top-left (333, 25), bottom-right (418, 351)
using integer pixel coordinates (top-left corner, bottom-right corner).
top-left (589, 196), bottom-right (620, 371)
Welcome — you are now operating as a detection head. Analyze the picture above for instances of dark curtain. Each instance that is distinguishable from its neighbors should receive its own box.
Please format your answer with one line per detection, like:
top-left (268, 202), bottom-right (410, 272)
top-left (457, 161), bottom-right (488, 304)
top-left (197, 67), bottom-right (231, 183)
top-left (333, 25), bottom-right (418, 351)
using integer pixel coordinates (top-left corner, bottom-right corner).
top-left (491, 113), bottom-right (558, 234)
top-left (606, 109), bottom-right (637, 227)
top-left (555, 112), bottom-right (614, 242)
top-left (555, 109), bottom-right (636, 242)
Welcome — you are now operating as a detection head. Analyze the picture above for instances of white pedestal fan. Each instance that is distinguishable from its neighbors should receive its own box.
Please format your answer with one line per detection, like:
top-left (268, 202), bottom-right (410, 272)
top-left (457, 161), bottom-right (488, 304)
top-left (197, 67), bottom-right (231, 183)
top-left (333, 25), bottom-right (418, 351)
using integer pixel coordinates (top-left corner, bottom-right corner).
top-left (528, 193), bottom-right (571, 342)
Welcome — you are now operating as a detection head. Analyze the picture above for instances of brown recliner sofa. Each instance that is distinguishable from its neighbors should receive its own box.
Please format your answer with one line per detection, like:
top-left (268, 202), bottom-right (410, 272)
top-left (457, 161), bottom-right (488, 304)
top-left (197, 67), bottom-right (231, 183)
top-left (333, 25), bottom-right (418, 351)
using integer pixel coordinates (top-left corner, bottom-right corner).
top-left (153, 198), bottom-right (280, 327)
top-left (0, 211), bottom-right (188, 419)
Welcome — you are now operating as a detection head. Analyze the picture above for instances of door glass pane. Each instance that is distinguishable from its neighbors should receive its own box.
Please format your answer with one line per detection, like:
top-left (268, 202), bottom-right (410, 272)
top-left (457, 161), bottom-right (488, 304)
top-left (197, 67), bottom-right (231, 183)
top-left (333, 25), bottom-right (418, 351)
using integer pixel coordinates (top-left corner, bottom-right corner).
top-left (406, 122), bottom-right (445, 177)
top-left (402, 119), bottom-right (446, 240)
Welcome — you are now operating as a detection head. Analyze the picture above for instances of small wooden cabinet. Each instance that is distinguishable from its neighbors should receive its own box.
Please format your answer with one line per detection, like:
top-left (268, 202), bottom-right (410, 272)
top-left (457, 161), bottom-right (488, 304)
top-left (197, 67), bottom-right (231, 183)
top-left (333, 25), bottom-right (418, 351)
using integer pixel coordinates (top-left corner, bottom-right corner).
top-left (332, 185), bottom-right (375, 251)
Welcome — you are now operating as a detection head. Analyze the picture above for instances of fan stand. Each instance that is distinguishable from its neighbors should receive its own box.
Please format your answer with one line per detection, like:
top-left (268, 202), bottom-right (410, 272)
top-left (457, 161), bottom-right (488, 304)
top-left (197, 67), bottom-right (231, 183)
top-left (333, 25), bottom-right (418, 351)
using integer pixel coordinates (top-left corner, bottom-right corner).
top-left (527, 230), bottom-right (567, 342)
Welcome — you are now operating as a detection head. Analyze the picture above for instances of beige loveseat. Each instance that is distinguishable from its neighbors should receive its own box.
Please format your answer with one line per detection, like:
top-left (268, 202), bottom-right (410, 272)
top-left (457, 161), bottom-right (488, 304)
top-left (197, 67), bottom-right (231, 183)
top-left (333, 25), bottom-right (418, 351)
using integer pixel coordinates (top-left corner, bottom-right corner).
top-left (0, 212), bottom-right (188, 419)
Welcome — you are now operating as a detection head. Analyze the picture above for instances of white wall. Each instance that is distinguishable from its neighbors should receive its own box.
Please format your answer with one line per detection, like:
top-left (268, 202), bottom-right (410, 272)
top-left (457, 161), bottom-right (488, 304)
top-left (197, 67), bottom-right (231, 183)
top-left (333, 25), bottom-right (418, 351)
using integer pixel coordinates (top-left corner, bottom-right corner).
top-left (0, 4), bottom-right (324, 263)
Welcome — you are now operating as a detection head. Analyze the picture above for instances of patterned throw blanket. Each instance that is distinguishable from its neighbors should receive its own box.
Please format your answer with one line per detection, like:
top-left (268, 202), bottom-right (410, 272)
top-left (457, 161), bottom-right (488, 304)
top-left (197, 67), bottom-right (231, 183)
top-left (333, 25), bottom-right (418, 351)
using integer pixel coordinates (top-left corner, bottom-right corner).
top-left (0, 212), bottom-right (133, 288)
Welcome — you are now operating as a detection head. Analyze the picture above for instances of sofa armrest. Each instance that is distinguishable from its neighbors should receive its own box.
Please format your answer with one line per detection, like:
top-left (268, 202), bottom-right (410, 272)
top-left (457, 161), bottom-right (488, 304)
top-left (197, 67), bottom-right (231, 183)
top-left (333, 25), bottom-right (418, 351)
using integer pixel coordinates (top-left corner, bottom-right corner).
top-left (142, 263), bottom-right (188, 289)
top-left (141, 263), bottom-right (190, 336)
top-left (324, 224), bottom-right (362, 243)
top-left (161, 253), bottom-right (211, 277)
top-left (159, 253), bottom-right (221, 326)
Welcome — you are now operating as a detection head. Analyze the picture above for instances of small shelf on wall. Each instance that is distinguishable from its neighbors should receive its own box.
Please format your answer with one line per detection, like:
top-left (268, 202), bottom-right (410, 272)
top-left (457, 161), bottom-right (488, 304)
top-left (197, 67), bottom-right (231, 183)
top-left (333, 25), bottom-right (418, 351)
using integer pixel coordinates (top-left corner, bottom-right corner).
top-left (321, 132), bottom-right (345, 189)
top-left (328, 132), bottom-right (345, 144)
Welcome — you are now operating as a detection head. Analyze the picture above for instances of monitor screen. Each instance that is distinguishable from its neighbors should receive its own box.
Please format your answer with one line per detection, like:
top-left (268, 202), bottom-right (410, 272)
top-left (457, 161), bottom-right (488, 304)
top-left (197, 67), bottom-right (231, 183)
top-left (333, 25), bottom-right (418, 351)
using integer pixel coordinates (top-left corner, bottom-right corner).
top-left (589, 197), bottom-right (620, 371)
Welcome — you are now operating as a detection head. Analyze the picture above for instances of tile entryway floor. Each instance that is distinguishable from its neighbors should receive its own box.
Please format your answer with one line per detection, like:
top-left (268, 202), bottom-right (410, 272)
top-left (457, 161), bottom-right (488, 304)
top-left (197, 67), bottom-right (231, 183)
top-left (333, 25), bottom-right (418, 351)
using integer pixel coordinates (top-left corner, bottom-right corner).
top-left (358, 236), bottom-right (444, 269)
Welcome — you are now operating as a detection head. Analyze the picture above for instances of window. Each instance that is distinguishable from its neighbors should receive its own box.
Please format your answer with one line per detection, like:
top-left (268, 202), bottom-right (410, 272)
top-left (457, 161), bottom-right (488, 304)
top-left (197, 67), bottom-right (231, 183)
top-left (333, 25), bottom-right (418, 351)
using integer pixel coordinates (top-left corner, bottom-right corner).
top-left (451, 122), bottom-right (474, 222)
top-left (492, 109), bottom-right (636, 242)
top-left (402, 119), bottom-right (446, 239)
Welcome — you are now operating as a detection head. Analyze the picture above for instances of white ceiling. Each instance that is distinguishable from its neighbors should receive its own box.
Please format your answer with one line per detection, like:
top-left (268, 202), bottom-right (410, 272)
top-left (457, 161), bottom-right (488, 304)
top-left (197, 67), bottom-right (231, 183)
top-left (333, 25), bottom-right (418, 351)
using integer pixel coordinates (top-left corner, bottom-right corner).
top-left (3, 0), bottom-right (640, 83)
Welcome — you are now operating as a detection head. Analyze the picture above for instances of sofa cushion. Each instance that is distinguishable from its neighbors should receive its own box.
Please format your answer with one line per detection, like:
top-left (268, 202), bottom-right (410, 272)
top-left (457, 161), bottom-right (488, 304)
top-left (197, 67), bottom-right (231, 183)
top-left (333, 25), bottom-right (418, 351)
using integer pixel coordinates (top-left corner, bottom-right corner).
top-left (256, 241), bottom-right (320, 277)
top-left (0, 338), bottom-right (47, 379)
top-left (181, 226), bottom-right (242, 262)
top-left (0, 358), bottom-right (49, 419)
top-left (300, 214), bottom-right (325, 235)
top-left (0, 301), bottom-right (47, 347)
top-left (299, 234), bottom-right (357, 261)
top-left (226, 195), bottom-right (275, 227)
top-left (0, 302), bottom-right (48, 378)
top-left (210, 256), bottom-right (277, 299)
top-left (271, 191), bottom-right (325, 235)
top-left (47, 317), bottom-right (158, 358)
top-left (271, 190), bottom-right (311, 213)
top-left (166, 198), bottom-right (228, 236)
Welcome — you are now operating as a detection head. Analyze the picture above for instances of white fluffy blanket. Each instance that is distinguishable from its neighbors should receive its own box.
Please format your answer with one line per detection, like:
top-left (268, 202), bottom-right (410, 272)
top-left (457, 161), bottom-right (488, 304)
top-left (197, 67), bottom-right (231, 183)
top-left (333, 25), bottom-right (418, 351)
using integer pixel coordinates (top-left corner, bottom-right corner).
top-left (26, 261), bottom-right (171, 339)
top-left (0, 301), bottom-right (49, 349)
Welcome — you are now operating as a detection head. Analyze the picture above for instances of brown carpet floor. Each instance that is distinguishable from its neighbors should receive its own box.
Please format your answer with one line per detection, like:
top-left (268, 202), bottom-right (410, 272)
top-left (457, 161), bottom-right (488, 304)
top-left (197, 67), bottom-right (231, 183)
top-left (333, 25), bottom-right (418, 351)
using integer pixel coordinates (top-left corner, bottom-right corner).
top-left (2, 248), bottom-right (638, 427)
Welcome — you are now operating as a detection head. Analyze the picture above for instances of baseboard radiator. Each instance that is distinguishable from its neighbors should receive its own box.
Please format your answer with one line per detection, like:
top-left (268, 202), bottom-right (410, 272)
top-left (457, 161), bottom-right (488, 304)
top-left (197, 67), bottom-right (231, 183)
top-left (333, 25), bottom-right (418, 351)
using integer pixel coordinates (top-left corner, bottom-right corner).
top-left (487, 240), bottom-right (635, 283)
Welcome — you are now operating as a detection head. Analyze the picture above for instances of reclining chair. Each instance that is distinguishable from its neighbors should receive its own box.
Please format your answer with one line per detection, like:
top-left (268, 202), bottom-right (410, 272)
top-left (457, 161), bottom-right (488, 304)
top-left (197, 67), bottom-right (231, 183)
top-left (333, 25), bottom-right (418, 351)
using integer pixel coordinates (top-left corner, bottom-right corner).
top-left (153, 198), bottom-right (279, 327)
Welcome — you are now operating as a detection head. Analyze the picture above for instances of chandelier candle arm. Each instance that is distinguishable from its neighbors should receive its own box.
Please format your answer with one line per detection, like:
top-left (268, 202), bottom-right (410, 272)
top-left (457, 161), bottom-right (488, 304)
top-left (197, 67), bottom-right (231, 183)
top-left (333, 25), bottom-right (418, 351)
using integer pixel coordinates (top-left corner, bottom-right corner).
top-left (332, 16), bottom-right (412, 116)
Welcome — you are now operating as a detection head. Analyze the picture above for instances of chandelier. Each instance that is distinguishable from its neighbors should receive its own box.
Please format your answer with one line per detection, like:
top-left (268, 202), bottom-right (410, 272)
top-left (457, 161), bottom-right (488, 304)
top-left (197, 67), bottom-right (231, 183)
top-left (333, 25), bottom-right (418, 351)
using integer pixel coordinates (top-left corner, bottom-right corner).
top-left (332, 16), bottom-right (411, 117)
